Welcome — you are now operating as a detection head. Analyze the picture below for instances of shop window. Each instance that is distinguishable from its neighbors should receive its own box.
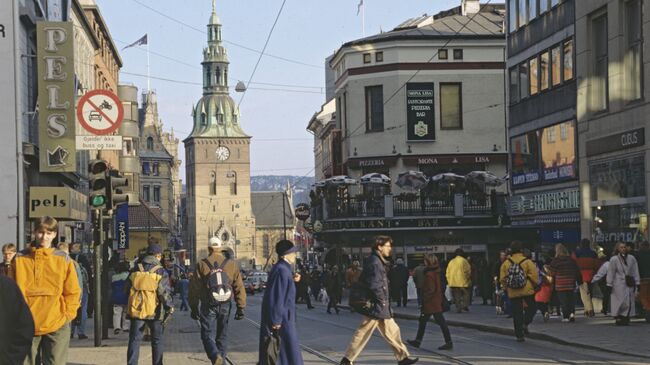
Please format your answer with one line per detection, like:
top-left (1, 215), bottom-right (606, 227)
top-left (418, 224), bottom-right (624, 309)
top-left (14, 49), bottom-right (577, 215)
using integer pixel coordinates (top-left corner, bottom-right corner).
top-left (511, 131), bottom-right (540, 187)
top-left (540, 121), bottom-right (576, 182)
top-left (589, 155), bottom-right (645, 201)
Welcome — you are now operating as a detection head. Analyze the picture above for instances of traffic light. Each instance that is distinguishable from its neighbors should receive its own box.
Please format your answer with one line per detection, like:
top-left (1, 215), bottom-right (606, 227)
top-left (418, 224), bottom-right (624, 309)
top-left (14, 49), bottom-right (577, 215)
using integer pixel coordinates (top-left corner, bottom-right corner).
top-left (88, 159), bottom-right (108, 209)
top-left (106, 169), bottom-right (129, 210)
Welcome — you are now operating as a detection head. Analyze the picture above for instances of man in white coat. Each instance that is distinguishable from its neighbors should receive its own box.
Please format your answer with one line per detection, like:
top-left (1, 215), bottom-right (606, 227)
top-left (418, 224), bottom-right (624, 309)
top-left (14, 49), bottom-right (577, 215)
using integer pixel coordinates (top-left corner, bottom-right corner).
top-left (607, 242), bottom-right (640, 326)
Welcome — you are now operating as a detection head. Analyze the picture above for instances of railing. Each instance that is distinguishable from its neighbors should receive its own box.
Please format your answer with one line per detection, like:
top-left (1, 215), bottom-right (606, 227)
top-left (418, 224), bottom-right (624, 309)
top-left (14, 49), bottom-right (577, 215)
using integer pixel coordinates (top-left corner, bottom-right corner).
top-left (393, 195), bottom-right (454, 216)
top-left (323, 193), bottom-right (505, 220)
top-left (327, 196), bottom-right (384, 219)
top-left (463, 195), bottom-right (492, 214)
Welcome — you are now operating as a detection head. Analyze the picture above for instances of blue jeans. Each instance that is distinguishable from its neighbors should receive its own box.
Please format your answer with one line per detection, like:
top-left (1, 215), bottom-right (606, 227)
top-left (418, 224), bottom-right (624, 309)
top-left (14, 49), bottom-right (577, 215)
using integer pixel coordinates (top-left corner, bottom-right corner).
top-left (127, 319), bottom-right (164, 365)
top-left (199, 302), bottom-right (231, 362)
top-left (180, 294), bottom-right (189, 311)
top-left (71, 291), bottom-right (88, 336)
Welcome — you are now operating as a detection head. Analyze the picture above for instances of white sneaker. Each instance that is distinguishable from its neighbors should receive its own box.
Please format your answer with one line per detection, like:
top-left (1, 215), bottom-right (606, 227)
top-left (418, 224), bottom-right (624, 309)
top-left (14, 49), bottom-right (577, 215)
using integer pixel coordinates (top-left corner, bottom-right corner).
top-left (561, 318), bottom-right (569, 323)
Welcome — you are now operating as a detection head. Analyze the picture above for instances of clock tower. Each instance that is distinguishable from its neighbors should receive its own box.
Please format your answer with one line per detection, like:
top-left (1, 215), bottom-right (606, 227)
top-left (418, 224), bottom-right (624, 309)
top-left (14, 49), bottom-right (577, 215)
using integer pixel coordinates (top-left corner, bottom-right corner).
top-left (183, 1), bottom-right (256, 267)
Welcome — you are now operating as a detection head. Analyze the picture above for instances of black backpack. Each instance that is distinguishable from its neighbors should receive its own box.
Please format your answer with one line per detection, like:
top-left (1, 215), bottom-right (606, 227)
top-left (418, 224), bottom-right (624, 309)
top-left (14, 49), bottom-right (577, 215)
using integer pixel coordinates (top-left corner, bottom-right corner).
top-left (203, 259), bottom-right (233, 306)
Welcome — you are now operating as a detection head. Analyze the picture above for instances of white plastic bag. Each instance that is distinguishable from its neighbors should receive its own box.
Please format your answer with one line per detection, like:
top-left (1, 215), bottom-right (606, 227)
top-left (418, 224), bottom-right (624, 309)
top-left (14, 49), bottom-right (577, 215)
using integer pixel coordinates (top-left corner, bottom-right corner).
top-left (445, 286), bottom-right (453, 302)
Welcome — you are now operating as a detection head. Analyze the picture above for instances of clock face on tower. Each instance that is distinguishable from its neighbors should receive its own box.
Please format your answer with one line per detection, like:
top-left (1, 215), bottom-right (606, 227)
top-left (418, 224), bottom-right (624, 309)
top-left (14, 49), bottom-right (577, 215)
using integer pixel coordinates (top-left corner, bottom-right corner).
top-left (216, 146), bottom-right (230, 161)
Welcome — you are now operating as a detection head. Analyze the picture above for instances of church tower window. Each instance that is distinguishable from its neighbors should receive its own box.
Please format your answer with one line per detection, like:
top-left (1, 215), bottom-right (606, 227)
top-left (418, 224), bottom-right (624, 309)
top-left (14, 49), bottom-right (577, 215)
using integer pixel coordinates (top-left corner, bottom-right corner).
top-left (209, 171), bottom-right (216, 195)
top-left (206, 66), bottom-right (211, 86)
top-left (229, 171), bottom-right (237, 195)
top-left (224, 67), bottom-right (228, 86)
top-left (201, 113), bottom-right (207, 126)
top-left (216, 67), bottom-right (221, 85)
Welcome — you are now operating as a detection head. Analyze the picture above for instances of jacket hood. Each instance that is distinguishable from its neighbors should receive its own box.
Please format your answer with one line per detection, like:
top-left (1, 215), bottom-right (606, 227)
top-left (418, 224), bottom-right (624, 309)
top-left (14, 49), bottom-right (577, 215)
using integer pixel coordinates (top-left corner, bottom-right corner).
top-left (142, 255), bottom-right (162, 266)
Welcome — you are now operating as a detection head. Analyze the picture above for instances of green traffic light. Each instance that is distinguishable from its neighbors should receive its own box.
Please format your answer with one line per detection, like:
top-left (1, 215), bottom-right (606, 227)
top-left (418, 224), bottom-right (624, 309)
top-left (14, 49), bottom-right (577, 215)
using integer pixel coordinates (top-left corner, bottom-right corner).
top-left (91, 195), bottom-right (106, 207)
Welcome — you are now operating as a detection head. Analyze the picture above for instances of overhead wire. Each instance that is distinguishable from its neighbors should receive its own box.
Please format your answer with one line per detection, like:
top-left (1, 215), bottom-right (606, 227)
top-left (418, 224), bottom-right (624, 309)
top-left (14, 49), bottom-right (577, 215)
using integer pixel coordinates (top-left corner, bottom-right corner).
top-left (238, 0), bottom-right (288, 107)
top-left (129, 0), bottom-right (322, 69)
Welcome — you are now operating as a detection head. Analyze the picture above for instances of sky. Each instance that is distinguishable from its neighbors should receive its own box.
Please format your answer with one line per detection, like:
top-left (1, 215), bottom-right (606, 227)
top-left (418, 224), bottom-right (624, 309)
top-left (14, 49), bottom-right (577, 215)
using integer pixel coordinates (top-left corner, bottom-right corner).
top-left (96, 0), bottom-right (461, 179)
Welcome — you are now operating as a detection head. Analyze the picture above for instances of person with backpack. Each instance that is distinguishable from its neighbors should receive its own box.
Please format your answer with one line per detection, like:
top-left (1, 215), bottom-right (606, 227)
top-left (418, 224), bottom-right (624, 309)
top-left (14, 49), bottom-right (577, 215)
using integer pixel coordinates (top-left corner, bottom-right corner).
top-left (407, 253), bottom-right (453, 350)
top-left (125, 244), bottom-right (174, 365)
top-left (111, 262), bottom-right (130, 334)
top-left (549, 244), bottom-right (581, 323)
top-left (340, 235), bottom-right (418, 365)
top-left (189, 237), bottom-right (246, 365)
top-left (499, 241), bottom-right (538, 342)
top-left (258, 240), bottom-right (303, 365)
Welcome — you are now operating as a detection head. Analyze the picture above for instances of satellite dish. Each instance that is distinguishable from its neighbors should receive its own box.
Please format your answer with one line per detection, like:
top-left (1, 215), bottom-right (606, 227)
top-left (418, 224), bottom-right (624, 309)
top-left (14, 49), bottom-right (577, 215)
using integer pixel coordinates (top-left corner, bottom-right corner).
top-left (235, 81), bottom-right (247, 92)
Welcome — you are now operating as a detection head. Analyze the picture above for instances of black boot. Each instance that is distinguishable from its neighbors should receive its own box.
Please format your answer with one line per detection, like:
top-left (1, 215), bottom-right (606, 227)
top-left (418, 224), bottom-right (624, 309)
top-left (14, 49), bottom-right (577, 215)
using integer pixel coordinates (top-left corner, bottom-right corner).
top-left (398, 357), bottom-right (419, 365)
top-left (438, 342), bottom-right (453, 350)
top-left (406, 339), bottom-right (421, 348)
top-left (340, 357), bottom-right (353, 365)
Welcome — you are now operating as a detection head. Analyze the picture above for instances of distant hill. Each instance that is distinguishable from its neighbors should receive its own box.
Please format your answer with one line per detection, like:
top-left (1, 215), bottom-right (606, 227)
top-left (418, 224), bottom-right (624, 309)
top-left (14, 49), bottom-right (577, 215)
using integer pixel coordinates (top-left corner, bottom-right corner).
top-left (251, 175), bottom-right (315, 205)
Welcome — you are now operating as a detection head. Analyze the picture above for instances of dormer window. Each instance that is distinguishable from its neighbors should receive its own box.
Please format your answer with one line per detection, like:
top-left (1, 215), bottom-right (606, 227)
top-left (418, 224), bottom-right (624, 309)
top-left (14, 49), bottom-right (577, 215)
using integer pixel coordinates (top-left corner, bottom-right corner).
top-left (216, 109), bottom-right (224, 124)
top-left (201, 113), bottom-right (207, 126)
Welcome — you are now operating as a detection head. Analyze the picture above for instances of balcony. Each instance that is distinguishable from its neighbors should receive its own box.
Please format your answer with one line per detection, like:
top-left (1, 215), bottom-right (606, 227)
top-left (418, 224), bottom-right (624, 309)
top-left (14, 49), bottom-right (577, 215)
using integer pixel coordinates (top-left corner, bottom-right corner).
top-left (322, 192), bottom-right (506, 220)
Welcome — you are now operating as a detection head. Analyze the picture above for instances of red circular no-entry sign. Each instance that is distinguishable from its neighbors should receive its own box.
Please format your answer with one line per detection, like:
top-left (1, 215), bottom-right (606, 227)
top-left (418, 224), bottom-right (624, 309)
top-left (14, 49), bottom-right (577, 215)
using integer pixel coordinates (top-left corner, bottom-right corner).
top-left (77, 89), bottom-right (124, 135)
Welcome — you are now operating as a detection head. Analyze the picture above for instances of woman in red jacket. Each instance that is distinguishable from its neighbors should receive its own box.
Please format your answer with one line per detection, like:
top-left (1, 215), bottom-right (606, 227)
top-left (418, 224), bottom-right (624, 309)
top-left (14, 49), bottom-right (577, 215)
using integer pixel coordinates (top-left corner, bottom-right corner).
top-left (407, 253), bottom-right (453, 350)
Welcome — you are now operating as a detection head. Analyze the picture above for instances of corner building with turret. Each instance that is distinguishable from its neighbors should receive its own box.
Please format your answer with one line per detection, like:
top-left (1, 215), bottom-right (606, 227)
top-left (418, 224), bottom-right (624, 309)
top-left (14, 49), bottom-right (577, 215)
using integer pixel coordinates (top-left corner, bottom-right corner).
top-left (183, 3), bottom-right (256, 268)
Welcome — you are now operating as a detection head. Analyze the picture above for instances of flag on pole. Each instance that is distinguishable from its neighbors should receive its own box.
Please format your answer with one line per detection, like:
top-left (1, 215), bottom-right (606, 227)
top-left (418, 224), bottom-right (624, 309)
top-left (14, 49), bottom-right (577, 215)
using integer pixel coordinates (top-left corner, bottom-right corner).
top-left (122, 34), bottom-right (148, 50)
top-left (357, 0), bottom-right (363, 15)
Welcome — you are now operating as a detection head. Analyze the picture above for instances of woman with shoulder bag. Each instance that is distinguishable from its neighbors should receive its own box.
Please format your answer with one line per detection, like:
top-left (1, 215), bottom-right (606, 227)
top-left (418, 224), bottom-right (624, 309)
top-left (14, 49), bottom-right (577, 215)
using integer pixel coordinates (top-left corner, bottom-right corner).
top-left (407, 253), bottom-right (453, 350)
top-left (606, 242), bottom-right (641, 326)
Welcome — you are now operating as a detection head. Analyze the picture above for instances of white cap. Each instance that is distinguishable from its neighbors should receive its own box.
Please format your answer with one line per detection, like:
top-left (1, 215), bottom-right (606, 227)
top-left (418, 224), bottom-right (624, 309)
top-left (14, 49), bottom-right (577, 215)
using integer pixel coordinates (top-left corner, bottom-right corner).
top-left (209, 236), bottom-right (223, 247)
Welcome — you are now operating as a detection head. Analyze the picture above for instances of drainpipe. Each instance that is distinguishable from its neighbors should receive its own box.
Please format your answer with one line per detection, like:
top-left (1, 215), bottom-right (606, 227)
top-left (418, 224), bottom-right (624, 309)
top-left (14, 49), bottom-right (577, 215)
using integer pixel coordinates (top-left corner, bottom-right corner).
top-left (13, 0), bottom-right (25, 248)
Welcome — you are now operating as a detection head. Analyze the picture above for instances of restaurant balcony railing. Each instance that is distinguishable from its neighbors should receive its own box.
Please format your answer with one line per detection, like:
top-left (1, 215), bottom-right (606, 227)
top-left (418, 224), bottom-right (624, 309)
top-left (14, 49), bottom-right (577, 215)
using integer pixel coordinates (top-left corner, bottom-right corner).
top-left (322, 193), bottom-right (506, 220)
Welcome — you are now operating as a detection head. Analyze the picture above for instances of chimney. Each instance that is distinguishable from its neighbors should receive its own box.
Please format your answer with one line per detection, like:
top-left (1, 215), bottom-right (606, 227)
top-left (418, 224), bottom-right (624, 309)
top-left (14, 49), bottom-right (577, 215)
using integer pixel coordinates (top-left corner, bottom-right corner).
top-left (461, 0), bottom-right (481, 16)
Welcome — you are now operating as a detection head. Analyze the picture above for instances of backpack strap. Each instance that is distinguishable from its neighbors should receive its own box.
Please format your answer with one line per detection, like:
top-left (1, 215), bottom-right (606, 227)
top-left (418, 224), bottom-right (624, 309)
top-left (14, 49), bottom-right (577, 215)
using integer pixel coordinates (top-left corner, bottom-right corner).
top-left (138, 263), bottom-right (145, 272)
top-left (203, 258), bottom-right (216, 272)
top-left (149, 265), bottom-right (161, 273)
top-left (217, 258), bottom-right (229, 271)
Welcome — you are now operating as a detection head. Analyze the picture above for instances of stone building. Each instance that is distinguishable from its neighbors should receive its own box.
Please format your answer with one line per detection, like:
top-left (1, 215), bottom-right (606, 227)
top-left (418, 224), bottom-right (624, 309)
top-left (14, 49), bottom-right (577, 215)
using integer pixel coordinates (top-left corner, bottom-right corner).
top-left (576, 0), bottom-right (649, 249)
top-left (139, 91), bottom-right (178, 233)
top-left (309, 0), bottom-right (516, 265)
top-left (183, 3), bottom-right (256, 267)
top-left (252, 189), bottom-right (295, 268)
top-left (505, 0), bottom-right (579, 253)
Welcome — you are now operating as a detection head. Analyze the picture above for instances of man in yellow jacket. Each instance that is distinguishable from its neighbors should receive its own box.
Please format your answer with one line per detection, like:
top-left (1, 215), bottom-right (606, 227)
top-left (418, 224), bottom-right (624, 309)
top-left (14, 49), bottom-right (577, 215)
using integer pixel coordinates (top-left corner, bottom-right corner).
top-left (445, 248), bottom-right (471, 313)
top-left (499, 241), bottom-right (538, 343)
top-left (15, 216), bottom-right (81, 365)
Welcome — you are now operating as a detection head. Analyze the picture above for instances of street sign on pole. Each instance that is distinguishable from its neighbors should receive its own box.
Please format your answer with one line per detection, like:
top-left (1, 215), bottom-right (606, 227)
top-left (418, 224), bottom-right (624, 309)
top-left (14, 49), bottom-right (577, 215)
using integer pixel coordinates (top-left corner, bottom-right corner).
top-left (77, 89), bottom-right (124, 135)
top-left (115, 204), bottom-right (129, 250)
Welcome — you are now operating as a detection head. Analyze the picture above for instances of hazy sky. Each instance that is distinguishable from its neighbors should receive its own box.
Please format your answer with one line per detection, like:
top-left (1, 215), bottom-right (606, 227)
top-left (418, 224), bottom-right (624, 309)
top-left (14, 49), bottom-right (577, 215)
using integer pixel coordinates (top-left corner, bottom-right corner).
top-left (96, 0), bottom-right (461, 179)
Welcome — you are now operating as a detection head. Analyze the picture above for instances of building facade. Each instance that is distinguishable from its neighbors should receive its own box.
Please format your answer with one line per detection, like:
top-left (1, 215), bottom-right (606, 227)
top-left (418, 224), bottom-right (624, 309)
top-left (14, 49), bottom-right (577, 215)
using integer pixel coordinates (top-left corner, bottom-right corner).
top-left (139, 91), bottom-right (177, 233)
top-left (576, 0), bottom-right (649, 249)
top-left (506, 0), bottom-right (579, 254)
top-left (252, 189), bottom-right (295, 269)
top-left (310, 1), bottom-right (519, 266)
top-left (183, 3), bottom-right (256, 267)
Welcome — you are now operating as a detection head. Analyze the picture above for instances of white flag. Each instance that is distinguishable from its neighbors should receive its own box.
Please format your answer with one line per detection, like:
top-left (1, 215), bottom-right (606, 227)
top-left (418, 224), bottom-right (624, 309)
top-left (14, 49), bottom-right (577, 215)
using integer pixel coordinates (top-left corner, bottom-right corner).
top-left (357, 0), bottom-right (363, 16)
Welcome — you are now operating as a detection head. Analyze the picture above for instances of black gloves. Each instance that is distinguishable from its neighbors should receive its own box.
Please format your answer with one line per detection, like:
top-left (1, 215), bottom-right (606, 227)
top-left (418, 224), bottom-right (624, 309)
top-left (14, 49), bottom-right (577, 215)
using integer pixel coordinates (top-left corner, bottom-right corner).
top-left (234, 307), bottom-right (244, 320)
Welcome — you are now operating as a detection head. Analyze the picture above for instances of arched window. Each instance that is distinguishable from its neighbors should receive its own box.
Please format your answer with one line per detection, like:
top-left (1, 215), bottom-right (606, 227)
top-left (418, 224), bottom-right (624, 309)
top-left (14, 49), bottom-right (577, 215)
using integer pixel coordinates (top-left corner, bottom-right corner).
top-left (229, 171), bottom-right (237, 195)
top-left (209, 171), bottom-right (216, 195)
top-left (216, 67), bottom-right (221, 85)
top-left (146, 137), bottom-right (154, 150)
top-left (216, 108), bottom-right (223, 124)
top-left (206, 66), bottom-right (211, 86)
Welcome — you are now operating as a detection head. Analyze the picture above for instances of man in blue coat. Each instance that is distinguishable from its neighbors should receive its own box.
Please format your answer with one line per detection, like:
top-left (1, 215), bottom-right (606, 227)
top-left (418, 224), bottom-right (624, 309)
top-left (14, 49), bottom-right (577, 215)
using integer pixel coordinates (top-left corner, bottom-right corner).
top-left (340, 236), bottom-right (418, 365)
top-left (259, 240), bottom-right (303, 365)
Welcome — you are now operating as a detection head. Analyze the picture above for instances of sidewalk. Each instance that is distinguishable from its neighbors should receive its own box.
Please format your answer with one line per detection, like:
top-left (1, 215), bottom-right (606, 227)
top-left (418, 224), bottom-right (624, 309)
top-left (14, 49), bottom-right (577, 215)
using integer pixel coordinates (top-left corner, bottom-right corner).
top-left (389, 300), bottom-right (650, 359)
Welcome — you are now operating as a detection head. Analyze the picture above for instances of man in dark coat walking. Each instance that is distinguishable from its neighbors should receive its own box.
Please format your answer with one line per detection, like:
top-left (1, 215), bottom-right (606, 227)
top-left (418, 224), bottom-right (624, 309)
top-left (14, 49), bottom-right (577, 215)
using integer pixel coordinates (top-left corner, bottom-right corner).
top-left (259, 240), bottom-right (303, 365)
top-left (0, 275), bottom-right (35, 365)
top-left (340, 236), bottom-right (418, 365)
top-left (390, 258), bottom-right (410, 307)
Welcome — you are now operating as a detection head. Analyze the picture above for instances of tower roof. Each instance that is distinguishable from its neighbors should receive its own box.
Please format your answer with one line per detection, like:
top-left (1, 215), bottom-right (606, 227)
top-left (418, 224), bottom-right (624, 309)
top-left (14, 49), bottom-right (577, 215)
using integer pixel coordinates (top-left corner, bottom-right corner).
top-left (209, 0), bottom-right (220, 25)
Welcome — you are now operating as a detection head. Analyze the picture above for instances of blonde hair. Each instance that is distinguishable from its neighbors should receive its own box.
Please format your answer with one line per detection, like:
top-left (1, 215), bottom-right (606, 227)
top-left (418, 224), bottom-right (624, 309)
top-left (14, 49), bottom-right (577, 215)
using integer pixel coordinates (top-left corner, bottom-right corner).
top-left (555, 243), bottom-right (569, 257)
top-left (423, 253), bottom-right (438, 267)
top-left (2, 243), bottom-right (16, 253)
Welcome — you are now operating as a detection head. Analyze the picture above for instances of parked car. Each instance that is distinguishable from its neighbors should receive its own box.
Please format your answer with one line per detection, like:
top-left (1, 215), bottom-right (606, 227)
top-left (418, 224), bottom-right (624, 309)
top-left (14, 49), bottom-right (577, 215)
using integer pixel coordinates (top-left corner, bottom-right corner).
top-left (244, 276), bottom-right (265, 294)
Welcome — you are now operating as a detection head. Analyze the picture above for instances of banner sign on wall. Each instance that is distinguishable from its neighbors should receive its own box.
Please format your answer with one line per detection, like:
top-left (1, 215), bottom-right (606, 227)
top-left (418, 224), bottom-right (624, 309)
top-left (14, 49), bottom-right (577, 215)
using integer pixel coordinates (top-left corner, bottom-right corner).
top-left (37, 22), bottom-right (76, 172)
top-left (115, 204), bottom-right (129, 250)
top-left (406, 83), bottom-right (435, 141)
